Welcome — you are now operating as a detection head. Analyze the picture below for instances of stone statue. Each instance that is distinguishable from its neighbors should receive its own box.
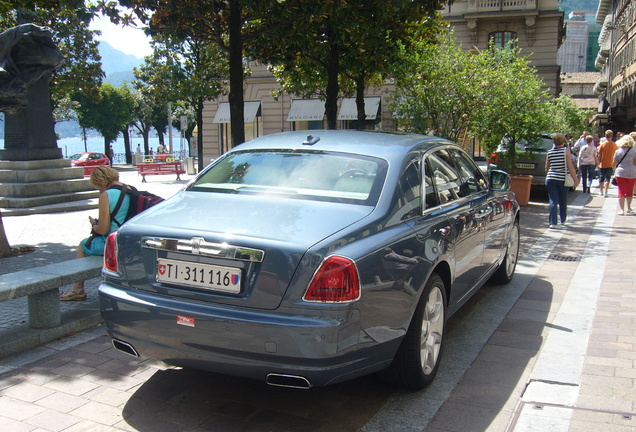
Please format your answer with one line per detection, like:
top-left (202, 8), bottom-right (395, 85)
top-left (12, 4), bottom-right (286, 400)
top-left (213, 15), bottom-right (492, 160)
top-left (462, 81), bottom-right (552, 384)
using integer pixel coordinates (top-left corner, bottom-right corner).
top-left (0, 24), bottom-right (64, 161)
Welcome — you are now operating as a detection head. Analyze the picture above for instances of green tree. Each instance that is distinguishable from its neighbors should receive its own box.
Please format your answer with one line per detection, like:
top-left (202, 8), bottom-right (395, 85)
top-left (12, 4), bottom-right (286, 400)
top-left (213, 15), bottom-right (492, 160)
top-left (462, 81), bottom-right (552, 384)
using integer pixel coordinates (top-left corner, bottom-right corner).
top-left (546, 94), bottom-right (587, 137)
top-left (393, 35), bottom-right (558, 173)
top-left (470, 43), bottom-right (554, 171)
top-left (134, 33), bottom-right (228, 170)
top-left (103, 0), bottom-right (251, 147)
top-left (72, 83), bottom-right (135, 160)
top-left (392, 31), bottom-right (479, 141)
top-left (250, 0), bottom-right (444, 130)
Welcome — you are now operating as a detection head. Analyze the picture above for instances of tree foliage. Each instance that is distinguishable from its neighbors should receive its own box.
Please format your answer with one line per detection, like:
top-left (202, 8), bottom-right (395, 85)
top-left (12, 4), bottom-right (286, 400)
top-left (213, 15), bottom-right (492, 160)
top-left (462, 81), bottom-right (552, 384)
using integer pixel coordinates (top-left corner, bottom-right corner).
top-left (393, 33), bottom-right (578, 173)
top-left (107, 0), bottom-right (253, 147)
top-left (72, 83), bottom-right (135, 156)
top-left (134, 33), bottom-right (228, 169)
top-left (392, 31), bottom-right (479, 142)
top-left (249, 0), bottom-right (444, 129)
top-left (545, 94), bottom-right (587, 138)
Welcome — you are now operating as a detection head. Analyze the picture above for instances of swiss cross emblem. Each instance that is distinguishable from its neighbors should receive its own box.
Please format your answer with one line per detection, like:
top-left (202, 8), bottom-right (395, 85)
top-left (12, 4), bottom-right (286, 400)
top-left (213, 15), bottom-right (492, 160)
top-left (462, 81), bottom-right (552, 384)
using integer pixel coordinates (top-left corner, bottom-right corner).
top-left (158, 264), bottom-right (166, 275)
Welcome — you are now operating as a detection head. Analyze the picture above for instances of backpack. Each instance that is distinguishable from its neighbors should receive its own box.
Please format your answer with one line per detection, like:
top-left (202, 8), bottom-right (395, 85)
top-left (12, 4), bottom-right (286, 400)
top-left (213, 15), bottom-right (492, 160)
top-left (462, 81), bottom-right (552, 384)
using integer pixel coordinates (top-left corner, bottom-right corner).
top-left (109, 184), bottom-right (164, 227)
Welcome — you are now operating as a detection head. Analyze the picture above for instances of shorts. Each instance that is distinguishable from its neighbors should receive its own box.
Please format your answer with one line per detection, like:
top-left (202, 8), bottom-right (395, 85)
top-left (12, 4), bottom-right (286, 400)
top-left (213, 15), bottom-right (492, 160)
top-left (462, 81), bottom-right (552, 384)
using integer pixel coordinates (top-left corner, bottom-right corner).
top-left (81, 235), bottom-right (106, 256)
top-left (615, 177), bottom-right (636, 198)
top-left (599, 167), bottom-right (614, 183)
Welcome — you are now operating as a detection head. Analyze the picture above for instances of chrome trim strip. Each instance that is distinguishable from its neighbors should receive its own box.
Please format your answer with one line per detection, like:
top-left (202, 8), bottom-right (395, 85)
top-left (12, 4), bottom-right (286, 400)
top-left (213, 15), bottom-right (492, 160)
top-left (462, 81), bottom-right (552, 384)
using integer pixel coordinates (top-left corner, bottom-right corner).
top-left (141, 237), bottom-right (265, 262)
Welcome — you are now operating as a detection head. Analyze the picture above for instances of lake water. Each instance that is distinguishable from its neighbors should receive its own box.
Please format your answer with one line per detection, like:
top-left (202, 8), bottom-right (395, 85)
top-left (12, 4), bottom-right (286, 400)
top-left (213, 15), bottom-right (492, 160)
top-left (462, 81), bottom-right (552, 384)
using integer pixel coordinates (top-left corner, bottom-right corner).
top-left (0, 136), bottom-right (191, 164)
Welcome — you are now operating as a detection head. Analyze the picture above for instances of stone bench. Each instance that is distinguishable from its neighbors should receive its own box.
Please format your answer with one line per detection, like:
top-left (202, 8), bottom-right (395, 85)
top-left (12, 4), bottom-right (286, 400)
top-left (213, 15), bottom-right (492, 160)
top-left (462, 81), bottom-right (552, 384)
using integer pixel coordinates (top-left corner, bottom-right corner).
top-left (0, 256), bottom-right (103, 329)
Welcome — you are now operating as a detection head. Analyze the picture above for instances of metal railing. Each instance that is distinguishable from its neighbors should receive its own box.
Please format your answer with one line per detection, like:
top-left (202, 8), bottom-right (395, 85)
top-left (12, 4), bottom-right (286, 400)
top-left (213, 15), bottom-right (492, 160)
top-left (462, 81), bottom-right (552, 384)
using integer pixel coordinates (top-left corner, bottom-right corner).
top-left (475, 0), bottom-right (535, 11)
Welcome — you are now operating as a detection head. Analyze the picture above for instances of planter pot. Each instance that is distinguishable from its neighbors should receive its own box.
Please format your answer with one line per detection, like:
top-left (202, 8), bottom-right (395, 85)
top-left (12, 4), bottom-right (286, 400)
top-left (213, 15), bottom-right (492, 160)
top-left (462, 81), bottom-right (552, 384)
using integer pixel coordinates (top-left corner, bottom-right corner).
top-left (510, 174), bottom-right (533, 206)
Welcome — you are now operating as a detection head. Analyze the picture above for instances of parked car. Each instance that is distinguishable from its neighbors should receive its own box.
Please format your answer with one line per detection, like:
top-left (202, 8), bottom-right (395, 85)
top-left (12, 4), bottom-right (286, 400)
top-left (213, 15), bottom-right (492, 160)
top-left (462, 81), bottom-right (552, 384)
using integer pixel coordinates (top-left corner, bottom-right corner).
top-left (99, 130), bottom-right (520, 390)
top-left (487, 134), bottom-right (556, 187)
top-left (69, 152), bottom-right (110, 176)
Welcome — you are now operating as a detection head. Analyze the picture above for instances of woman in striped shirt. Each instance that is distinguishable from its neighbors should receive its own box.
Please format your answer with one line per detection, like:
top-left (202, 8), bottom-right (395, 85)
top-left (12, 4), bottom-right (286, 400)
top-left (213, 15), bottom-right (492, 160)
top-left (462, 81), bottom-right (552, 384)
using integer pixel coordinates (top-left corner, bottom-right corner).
top-left (545, 133), bottom-right (579, 229)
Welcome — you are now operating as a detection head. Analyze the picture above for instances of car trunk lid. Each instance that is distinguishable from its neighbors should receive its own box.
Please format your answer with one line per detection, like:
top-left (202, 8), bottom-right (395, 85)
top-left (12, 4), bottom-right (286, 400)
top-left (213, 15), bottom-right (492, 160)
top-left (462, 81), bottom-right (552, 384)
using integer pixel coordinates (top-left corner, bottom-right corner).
top-left (117, 192), bottom-right (374, 309)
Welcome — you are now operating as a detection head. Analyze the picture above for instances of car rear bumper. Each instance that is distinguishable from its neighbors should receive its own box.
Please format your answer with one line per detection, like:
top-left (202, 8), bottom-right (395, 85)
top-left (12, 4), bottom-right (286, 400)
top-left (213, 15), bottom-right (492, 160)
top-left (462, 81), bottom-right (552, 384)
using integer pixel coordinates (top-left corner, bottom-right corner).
top-left (98, 283), bottom-right (397, 387)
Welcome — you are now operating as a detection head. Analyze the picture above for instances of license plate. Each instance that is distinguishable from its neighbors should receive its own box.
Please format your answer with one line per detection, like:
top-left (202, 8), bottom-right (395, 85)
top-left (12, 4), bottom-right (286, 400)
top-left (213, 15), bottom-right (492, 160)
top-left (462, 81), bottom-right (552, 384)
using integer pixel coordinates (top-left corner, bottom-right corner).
top-left (515, 163), bottom-right (535, 170)
top-left (156, 258), bottom-right (241, 293)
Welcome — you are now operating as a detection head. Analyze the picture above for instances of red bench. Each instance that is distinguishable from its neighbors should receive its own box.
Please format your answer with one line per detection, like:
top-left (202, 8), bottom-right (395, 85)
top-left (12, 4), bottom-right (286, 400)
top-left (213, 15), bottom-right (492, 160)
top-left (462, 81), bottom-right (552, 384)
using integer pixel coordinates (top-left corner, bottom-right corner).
top-left (137, 162), bottom-right (185, 182)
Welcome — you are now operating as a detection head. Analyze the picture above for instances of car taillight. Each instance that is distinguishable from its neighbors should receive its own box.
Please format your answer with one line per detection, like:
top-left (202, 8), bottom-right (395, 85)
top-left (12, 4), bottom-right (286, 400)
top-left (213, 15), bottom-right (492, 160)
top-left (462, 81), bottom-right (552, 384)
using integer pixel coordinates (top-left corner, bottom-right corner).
top-left (487, 153), bottom-right (499, 164)
top-left (303, 256), bottom-right (360, 302)
top-left (103, 231), bottom-right (118, 273)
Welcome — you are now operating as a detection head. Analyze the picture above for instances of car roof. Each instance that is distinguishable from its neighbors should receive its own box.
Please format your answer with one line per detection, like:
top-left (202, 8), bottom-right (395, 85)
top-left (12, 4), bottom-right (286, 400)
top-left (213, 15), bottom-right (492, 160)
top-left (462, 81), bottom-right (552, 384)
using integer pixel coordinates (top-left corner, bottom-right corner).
top-left (231, 130), bottom-right (453, 161)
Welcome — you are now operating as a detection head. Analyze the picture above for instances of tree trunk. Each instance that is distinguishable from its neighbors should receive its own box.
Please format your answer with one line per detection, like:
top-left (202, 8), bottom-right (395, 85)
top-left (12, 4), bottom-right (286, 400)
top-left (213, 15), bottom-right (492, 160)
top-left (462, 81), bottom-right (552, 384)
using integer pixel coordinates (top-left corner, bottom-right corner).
top-left (122, 128), bottom-right (132, 164)
top-left (228, 0), bottom-right (245, 147)
top-left (104, 137), bottom-right (112, 165)
top-left (325, 40), bottom-right (340, 130)
top-left (143, 129), bottom-right (151, 153)
top-left (355, 76), bottom-right (366, 130)
top-left (0, 211), bottom-right (12, 258)
top-left (197, 97), bottom-right (204, 172)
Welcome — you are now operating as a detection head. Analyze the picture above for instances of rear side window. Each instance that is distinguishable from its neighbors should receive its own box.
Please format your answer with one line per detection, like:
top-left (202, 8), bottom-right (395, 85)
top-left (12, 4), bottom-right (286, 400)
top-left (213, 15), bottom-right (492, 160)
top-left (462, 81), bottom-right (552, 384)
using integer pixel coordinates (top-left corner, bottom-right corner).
top-left (387, 160), bottom-right (421, 224)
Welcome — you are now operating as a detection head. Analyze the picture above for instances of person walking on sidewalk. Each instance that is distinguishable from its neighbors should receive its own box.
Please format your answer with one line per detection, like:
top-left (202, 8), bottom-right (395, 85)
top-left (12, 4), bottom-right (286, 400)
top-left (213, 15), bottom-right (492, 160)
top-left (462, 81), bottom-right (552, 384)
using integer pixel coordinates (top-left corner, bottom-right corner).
top-left (578, 135), bottom-right (598, 193)
top-left (545, 133), bottom-right (579, 229)
top-left (60, 166), bottom-right (131, 301)
top-left (597, 129), bottom-right (618, 197)
top-left (613, 134), bottom-right (636, 215)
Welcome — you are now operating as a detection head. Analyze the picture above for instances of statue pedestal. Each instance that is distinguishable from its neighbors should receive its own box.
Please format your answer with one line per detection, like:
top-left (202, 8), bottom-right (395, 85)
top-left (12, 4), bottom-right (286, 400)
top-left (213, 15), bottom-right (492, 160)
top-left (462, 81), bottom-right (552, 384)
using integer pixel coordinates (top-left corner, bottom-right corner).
top-left (2, 74), bottom-right (61, 161)
top-left (0, 159), bottom-right (99, 216)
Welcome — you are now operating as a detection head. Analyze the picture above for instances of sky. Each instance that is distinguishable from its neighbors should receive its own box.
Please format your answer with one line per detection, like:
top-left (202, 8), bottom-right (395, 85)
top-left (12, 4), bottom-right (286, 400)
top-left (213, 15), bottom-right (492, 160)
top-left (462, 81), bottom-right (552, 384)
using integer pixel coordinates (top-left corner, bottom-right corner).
top-left (90, 14), bottom-right (153, 58)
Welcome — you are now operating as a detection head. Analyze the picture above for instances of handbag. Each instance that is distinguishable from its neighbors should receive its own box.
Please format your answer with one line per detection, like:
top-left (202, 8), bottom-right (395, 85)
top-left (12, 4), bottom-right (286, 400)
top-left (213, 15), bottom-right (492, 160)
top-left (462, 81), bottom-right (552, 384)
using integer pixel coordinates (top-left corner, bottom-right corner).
top-left (563, 149), bottom-right (575, 187)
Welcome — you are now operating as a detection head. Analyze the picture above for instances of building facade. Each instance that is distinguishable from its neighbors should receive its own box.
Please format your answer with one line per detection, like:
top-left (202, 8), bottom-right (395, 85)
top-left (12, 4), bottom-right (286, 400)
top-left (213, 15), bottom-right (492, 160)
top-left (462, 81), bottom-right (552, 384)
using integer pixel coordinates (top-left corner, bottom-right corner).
top-left (201, 62), bottom-right (394, 163)
top-left (558, 12), bottom-right (590, 73)
top-left (440, 0), bottom-right (564, 95)
top-left (200, 2), bottom-right (566, 163)
top-left (594, 0), bottom-right (636, 134)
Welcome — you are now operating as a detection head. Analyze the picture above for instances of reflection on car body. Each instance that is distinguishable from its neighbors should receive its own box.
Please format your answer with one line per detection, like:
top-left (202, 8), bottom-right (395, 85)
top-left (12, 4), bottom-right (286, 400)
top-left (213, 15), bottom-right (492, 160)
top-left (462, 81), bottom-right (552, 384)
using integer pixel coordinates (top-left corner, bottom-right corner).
top-left (99, 130), bottom-right (520, 390)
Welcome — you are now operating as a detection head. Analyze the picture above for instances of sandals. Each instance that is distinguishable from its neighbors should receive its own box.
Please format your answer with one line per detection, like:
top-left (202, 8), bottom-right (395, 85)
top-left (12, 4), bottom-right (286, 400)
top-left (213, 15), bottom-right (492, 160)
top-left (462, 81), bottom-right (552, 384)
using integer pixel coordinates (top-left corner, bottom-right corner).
top-left (60, 290), bottom-right (86, 301)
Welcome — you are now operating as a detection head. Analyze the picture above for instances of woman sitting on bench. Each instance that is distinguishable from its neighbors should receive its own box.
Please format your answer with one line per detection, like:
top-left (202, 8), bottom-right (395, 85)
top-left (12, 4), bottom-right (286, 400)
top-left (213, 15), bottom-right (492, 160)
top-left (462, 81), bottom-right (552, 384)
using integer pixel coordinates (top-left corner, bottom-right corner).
top-left (60, 166), bottom-right (131, 301)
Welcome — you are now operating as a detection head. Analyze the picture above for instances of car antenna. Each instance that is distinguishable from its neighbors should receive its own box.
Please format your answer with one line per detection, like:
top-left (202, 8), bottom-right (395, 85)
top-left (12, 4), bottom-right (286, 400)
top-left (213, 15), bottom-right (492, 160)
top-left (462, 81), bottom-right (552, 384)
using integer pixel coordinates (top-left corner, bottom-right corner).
top-left (302, 135), bottom-right (320, 145)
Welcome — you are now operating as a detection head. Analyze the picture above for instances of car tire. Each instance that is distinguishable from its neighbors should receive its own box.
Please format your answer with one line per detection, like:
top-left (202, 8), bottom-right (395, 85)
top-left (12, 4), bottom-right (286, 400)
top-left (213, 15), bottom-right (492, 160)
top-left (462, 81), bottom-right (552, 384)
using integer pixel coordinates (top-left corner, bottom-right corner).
top-left (380, 273), bottom-right (447, 390)
top-left (491, 220), bottom-right (520, 285)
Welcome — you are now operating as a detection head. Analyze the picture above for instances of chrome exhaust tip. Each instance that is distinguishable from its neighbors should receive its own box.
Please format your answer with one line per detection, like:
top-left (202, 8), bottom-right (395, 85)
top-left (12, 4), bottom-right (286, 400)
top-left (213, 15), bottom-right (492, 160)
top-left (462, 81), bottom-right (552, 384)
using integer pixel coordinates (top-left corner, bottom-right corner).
top-left (266, 373), bottom-right (311, 389)
top-left (112, 338), bottom-right (139, 357)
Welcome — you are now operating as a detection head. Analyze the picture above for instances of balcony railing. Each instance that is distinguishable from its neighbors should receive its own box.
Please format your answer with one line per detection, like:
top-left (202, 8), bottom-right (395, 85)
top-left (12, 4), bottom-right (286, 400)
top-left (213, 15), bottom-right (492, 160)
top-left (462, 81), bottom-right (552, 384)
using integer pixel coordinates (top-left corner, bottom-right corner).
top-left (471, 0), bottom-right (537, 12)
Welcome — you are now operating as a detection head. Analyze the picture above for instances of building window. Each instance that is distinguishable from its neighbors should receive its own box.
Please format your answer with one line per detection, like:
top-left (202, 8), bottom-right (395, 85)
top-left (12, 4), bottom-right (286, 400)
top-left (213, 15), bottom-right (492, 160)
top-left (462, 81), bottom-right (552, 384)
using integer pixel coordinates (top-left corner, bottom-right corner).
top-left (489, 31), bottom-right (517, 49)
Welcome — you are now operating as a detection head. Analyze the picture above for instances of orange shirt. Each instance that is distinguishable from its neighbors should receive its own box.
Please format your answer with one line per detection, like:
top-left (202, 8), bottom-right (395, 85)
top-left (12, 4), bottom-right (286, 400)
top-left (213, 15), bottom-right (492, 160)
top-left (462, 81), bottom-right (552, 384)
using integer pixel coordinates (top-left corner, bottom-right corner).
top-left (597, 140), bottom-right (617, 168)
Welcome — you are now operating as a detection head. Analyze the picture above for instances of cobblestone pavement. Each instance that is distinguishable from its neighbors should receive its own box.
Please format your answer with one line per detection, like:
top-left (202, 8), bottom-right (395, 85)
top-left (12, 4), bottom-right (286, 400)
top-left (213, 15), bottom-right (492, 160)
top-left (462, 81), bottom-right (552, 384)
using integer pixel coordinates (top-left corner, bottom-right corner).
top-left (0, 175), bottom-right (634, 432)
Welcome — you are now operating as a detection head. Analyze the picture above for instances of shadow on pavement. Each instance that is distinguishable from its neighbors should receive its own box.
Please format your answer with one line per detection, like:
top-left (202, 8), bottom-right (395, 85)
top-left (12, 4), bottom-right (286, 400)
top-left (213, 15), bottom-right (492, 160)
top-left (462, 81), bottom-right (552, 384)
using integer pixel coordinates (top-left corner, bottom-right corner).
top-left (122, 367), bottom-right (394, 432)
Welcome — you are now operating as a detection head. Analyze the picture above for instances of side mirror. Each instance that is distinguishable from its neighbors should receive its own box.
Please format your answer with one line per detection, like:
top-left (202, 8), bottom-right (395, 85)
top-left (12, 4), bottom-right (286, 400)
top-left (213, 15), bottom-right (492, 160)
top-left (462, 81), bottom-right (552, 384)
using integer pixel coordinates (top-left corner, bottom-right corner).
top-left (490, 169), bottom-right (511, 192)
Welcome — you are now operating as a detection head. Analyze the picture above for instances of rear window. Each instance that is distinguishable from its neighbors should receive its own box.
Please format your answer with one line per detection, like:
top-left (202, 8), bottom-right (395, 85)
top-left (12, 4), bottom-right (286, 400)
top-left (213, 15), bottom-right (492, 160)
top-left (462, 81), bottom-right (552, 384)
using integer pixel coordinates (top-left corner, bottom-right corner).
top-left (497, 136), bottom-right (554, 153)
top-left (189, 150), bottom-right (387, 205)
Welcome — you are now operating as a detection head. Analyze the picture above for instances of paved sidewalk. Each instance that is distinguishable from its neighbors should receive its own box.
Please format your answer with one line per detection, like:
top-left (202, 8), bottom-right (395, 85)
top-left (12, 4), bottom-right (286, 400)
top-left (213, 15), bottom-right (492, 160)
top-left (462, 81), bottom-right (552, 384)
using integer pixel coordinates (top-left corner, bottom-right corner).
top-left (420, 191), bottom-right (636, 431)
top-left (0, 167), bottom-right (195, 358)
top-left (0, 179), bottom-right (634, 432)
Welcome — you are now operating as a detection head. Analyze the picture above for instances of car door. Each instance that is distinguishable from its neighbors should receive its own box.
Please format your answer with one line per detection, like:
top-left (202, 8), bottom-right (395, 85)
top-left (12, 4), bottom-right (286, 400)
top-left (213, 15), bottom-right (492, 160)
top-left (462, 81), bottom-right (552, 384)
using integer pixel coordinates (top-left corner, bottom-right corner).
top-left (426, 149), bottom-right (487, 305)
top-left (450, 148), bottom-right (507, 270)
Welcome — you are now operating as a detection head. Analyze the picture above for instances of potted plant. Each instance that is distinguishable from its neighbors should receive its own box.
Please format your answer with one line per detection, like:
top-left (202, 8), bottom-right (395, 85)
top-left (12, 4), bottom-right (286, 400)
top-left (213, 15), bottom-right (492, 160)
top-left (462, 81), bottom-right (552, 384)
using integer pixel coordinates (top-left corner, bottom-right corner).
top-left (470, 44), bottom-right (555, 205)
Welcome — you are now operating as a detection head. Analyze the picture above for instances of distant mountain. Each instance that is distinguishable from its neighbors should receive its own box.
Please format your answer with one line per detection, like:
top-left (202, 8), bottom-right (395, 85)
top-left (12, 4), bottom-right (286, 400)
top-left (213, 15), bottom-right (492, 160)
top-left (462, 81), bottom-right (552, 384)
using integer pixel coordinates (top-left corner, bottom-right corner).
top-left (98, 41), bottom-right (144, 77)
